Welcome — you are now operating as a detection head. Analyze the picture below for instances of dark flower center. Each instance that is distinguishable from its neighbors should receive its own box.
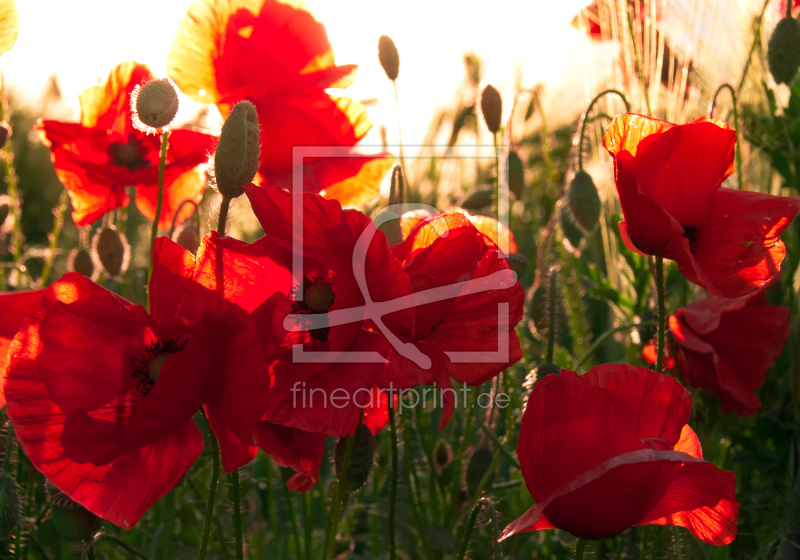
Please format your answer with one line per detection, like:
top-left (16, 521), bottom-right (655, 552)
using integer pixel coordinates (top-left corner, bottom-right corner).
top-left (109, 135), bottom-right (150, 171)
top-left (131, 337), bottom-right (188, 397)
top-left (289, 276), bottom-right (335, 342)
top-left (681, 225), bottom-right (697, 244)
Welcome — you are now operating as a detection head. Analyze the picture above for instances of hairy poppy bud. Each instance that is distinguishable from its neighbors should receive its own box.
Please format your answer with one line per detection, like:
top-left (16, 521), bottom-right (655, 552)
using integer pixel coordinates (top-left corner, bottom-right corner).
top-left (335, 422), bottom-right (375, 493)
top-left (378, 35), bottom-right (400, 81)
top-left (769, 15), bottom-right (800, 85)
top-left (566, 170), bottom-right (601, 233)
top-left (131, 78), bottom-right (179, 134)
top-left (0, 474), bottom-right (19, 540)
top-left (91, 227), bottom-right (130, 278)
top-left (172, 221), bottom-right (199, 254)
top-left (213, 101), bottom-right (260, 199)
top-left (0, 121), bottom-right (11, 150)
top-left (458, 187), bottom-right (494, 210)
top-left (68, 248), bottom-right (94, 278)
top-left (48, 486), bottom-right (101, 542)
top-left (434, 440), bottom-right (454, 475)
top-left (466, 446), bottom-right (494, 497)
top-left (480, 84), bottom-right (502, 134)
top-left (536, 362), bottom-right (561, 377)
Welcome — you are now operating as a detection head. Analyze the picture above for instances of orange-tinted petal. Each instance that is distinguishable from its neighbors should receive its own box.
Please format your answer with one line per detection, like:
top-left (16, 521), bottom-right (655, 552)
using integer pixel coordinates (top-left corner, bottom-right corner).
top-left (80, 62), bottom-right (153, 136)
top-left (0, 0), bottom-right (18, 55)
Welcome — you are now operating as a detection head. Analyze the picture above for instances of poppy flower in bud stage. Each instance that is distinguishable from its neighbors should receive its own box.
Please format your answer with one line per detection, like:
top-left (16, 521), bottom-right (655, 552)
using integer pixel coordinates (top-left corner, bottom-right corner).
top-left (3, 259), bottom-right (271, 528)
top-left (502, 364), bottom-right (738, 545)
top-left (603, 113), bottom-right (799, 298)
top-left (36, 62), bottom-right (215, 230)
top-left (377, 212), bottom-right (524, 428)
top-left (168, 0), bottom-right (393, 206)
top-left (0, 289), bottom-right (44, 408)
top-left (667, 289), bottom-right (790, 417)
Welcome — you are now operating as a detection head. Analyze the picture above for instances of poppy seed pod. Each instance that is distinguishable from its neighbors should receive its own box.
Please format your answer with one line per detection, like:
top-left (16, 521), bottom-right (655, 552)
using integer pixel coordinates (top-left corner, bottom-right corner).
top-left (213, 101), bottom-right (260, 199)
top-left (335, 422), bottom-right (375, 493)
top-left (566, 170), bottom-right (601, 233)
top-left (91, 227), bottom-right (130, 278)
top-left (536, 362), bottom-right (561, 377)
top-left (0, 473), bottom-right (19, 540)
top-left (434, 440), bottom-right (454, 475)
top-left (480, 84), bottom-right (502, 134)
top-left (560, 210), bottom-right (584, 248)
top-left (768, 15), bottom-right (800, 85)
top-left (131, 78), bottom-right (179, 133)
top-left (49, 488), bottom-right (101, 542)
top-left (466, 446), bottom-right (494, 497)
top-left (508, 149), bottom-right (524, 198)
top-left (172, 221), bottom-right (199, 254)
top-left (67, 247), bottom-right (94, 278)
top-left (378, 35), bottom-right (400, 81)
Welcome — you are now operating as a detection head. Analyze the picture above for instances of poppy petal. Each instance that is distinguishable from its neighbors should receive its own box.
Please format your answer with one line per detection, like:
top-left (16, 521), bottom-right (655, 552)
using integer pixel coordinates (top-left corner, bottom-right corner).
top-left (253, 420), bottom-right (326, 492)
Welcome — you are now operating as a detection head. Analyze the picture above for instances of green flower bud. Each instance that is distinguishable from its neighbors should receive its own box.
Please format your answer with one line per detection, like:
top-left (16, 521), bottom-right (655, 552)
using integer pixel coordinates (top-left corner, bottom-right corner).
top-left (0, 473), bottom-right (20, 540)
top-left (769, 16), bottom-right (800, 85)
top-left (378, 35), bottom-right (400, 81)
top-left (213, 101), bottom-right (260, 199)
top-left (480, 84), bottom-right (502, 134)
top-left (566, 170), bottom-right (601, 233)
top-left (434, 440), bottom-right (454, 475)
top-left (48, 488), bottom-right (101, 542)
top-left (68, 248), bottom-right (94, 278)
top-left (560, 210), bottom-right (584, 248)
top-left (508, 252), bottom-right (528, 279)
top-left (90, 227), bottom-right (129, 279)
top-left (335, 422), bottom-right (375, 493)
top-left (458, 187), bottom-right (494, 210)
top-left (535, 362), bottom-right (562, 377)
top-left (508, 149), bottom-right (524, 198)
top-left (131, 78), bottom-right (179, 134)
top-left (466, 446), bottom-right (494, 497)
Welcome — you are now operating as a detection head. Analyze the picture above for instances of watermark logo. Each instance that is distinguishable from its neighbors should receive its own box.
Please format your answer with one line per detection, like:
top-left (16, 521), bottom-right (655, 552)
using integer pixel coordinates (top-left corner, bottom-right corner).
top-left (285, 146), bottom-right (515, 368)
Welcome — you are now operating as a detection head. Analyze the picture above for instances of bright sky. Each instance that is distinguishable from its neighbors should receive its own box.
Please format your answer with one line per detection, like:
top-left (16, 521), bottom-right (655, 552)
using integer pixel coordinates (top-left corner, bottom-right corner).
top-left (5, 0), bottom-right (604, 147)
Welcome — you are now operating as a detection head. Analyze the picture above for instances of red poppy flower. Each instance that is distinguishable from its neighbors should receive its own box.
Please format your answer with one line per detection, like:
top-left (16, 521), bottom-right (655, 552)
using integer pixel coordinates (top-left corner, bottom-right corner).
top-left (668, 290), bottom-right (790, 416)
top-left (243, 184), bottom-right (411, 437)
top-left (37, 62), bottom-right (215, 229)
top-left (167, 0), bottom-right (392, 205)
top-left (376, 212), bottom-right (524, 427)
top-left (502, 364), bottom-right (738, 545)
top-left (3, 272), bottom-right (253, 527)
top-left (400, 207), bottom-right (518, 254)
top-left (0, 289), bottom-right (44, 408)
top-left (603, 114), bottom-right (799, 298)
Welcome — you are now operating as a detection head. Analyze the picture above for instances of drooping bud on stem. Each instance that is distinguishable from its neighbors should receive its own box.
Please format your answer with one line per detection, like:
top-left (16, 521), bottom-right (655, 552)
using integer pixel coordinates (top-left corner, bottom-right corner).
top-left (68, 247), bottom-right (95, 279)
top-left (335, 422), bottom-right (375, 493)
top-left (769, 14), bottom-right (800, 85)
top-left (48, 484), bottom-right (101, 542)
top-left (378, 35), bottom-right (400, 81)
top-left (565, 170), bottom-right (601, 233)
top-left (91, 227), bottom-right (130, 279)
top-left (131, 78), bottom-right (179, 135)
top-left (480, 84), bottom-right (502, 134)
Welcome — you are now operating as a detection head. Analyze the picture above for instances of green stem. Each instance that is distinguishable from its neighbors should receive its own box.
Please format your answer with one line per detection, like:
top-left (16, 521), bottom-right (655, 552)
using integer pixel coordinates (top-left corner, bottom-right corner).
top-left (673, 527), bottom-right (683, 560)
top-left (197, 410), bottom-right (221, 560)
top-left (159, 488), bottom-right (176, 560)
top-left (493, 131), bottom-right (500, 223)
top-left (217, 196), bottom-right (231, 236)
top-left (575, 537), bottom-right (587, 560)
top-left (388, 399), bottom-right (398, 560)
top-left (484, 499), bottom-right (503, 560)
top-left (557, 244), bottom-right (589, 360)
top-left (169, 199), bottom-right (201, 238)
top-left (39, 188), bottom-right (68, 287)
top-left (325, 433), bottom-right (354, 560)
top-left (546, 267), bottom-right (557, 363)
top-left (474, 412), bottom-right (520, 469)
top-left (456, 499), bottom-right (483, 560)
top-left (534, 92), bottom-right (557, 201)
top-left (708, 83), bottom-right (743, 190)
top-left (655, 257), bottom-right (666, 373)
top-left (118, 204), bottom-right (129, 299)
top-left (738, 0), bottom-right (771, 92)
top-left (229, 469), bottom-right (243, 560)
top-left (626, 9), bottom-right (652, 116)
top-left (578, 89), bottom-right (631, 171)
top-left (147, 131), bottom-right (169, 312)
top-left (574, 321), bottom-right (655, 370)
top-left (393, 80), bottom-right (407, 190)
top-left (281, 469), bottom-right (303, 560)
top-left (87, 533), bottom-right (149, 560)
top-left (302, 492), bottom-right (313, 560)
top-left (400, 417), bottom-right (431, 560)
top-left (4, 421), bottom-right (13, 473)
